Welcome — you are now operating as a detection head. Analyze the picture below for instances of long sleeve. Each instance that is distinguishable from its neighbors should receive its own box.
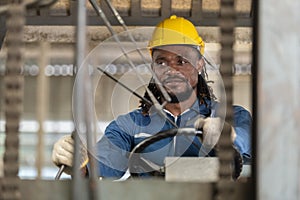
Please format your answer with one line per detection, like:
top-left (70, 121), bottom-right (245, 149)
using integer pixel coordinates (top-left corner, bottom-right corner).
top-left (94, 118), bottom-right (134, 179)
top-left (232, 105), bottom-right (252, 164)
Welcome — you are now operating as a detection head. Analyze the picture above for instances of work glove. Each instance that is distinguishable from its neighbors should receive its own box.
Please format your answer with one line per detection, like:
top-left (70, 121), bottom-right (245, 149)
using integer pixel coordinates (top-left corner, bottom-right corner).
top-left (52, 135), bottom-right (88, 175)
top-left (194, 117), bottom-right (241, 180)
top-left (194, 117), bottom-right (236, 148)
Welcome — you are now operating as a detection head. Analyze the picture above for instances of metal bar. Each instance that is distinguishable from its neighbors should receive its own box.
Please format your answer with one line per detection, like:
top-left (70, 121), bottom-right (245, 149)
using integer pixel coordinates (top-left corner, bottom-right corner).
top-left (24, 15), bottom-right (252, 26)
top-left (88, 0), bottom-right (171, 111)
top-left (2, 2), bottom-right (25, 200)
top-left (251, 0), bottom-right (258, 200)
top-left (97, 67), bottom-right (152, 106)
top-left (69, 0), bottom-right (76, 16)
top-left (130, 0), bottom-right (141, 17)
top-left (20, 0), bottom-right (252, 26)
top-left (0, 15), bottom-right (6, 49)
top-left (0, 0), bottom-right (57, 14)
top-left (39, 4), bottom-right (50, 16)
top-left (83, 65), bottom-right (99, 200)
top-left (191, 0), bottom-right (203, 19)
top-left (54, 165), bottom-right (65, 180)
top-left (161, 0), bottom-right (171, 18)
top-left (101, 0), bottom-right (171, 103)
top-left (72, 0), bottom-right (90, 199)
top-left (72, 0), bottom-right (99, 199)
top-left (216, 0), bottom-right (236, 199)
top-left (36, 42), bottom-right (50, 179)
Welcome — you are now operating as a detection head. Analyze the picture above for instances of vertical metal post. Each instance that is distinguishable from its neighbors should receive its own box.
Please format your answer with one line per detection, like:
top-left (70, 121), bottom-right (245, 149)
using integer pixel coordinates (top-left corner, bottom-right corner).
top-left (0, 15), bottom-right (6, 49)
top-left (2, 1), bottom-right (25, 199)
top-left (72, 0), bottom-right (87, 199)
top-left (72, 0), bottom-right (99, 199)
top-left (257, 0), bottom-right (300, 200)
top-left (160, 0), bottom-right (171, 19)
top-left (251, 0), bottom-right (258, 199)
top-left (130, 0), bottom-right (141, 17)
top-left (216, 0), bottom-right (235, 199)
top-left (36, 42), bottom-right (50, 179)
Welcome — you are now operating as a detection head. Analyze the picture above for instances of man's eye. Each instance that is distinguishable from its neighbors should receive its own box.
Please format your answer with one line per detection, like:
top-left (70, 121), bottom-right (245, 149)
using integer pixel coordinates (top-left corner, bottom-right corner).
top-left (156, 61), bottom-right (168, 66)
top-left (178, 59), bottom-right (189, 65)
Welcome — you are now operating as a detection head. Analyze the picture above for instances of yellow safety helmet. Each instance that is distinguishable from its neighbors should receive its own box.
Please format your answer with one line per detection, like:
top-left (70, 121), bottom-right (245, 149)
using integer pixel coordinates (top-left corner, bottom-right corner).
top-left (148, 15), bottom-right (205, 55)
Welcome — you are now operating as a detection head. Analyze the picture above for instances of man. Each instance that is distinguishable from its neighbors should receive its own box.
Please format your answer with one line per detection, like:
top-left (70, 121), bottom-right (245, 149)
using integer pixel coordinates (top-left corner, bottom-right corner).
top-left (52, 15), bottom-right (252, 179)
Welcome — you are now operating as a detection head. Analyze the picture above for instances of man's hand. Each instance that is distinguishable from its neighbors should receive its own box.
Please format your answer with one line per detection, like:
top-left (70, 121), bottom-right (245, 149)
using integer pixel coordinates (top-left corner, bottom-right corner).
top-left (52, 134), bottom-right (89, 176)
top-left (194, 117), bottom-right (236, 148)
top-left (230, 125), bottom-right (237, 142)
top-left (52, 135), bottom-right (74, 174)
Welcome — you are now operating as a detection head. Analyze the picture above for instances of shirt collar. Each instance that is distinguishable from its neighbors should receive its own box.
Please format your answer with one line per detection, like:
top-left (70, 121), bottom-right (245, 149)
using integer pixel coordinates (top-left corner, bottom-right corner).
top-left (148, 99), bottom-right (212, 117)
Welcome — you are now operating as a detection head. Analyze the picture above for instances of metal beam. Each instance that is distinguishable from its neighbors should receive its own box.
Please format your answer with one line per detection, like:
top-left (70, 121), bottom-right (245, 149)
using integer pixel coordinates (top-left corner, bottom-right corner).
top-left (0, 15), bottom-right (6, 49)
top-left (24, 0), bottom-right (252, 27)
top-left (25, 15), bottom-right (252, 27)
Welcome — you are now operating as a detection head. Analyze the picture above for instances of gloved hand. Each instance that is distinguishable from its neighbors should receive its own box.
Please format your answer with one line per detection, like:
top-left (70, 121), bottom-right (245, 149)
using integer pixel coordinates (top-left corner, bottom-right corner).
top-left (194, 117), bottom-right (236, 148)
top-left (52, 135), bottom-right (88, 175)
top-left (52, 135), bottom-right (74, 174)
top-left (194, 117), bottom-right (240, 179)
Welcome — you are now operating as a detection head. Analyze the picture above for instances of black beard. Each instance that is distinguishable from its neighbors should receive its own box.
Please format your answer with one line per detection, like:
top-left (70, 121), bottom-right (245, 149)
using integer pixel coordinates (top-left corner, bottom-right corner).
top-left (167, 86), bottom-right (194, 103)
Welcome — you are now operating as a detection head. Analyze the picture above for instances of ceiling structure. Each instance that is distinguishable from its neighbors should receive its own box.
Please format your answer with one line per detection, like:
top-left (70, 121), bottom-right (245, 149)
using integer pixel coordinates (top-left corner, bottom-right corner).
top-left (23, 0), bottom-right (253, 26)
top-left (0, 0), bottom-right (253, 47)
top-left (0, 0), bottom-right (253, 76)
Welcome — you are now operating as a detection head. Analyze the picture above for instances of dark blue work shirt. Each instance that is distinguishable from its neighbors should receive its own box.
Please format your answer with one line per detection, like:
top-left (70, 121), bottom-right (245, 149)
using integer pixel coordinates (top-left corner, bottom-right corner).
top-left (94, 99), bottom-right (252, 178)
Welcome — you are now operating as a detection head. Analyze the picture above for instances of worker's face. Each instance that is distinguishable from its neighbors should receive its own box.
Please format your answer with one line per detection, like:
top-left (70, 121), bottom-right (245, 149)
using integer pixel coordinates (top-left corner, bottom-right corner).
top-left (151, 45), bottom-right (204, 102)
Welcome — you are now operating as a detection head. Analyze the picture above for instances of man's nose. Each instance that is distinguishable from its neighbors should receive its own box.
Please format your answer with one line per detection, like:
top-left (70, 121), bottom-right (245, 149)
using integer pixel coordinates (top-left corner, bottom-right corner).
top-left (167, 60), bottom-right (180, 71)
top-left (165, 66), bottom-right (181, 76)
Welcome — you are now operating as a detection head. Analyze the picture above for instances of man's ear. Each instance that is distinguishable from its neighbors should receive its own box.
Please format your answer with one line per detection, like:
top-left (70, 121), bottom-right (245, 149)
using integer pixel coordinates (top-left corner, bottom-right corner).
top-left (196, 57), bottom-right (205, 72)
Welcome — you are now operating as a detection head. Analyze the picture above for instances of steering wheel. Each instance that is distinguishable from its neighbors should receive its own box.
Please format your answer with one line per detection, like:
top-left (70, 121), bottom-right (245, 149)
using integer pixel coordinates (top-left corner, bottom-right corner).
top-left (128, 128), bottom-right (203, 178)
top-left (128, 128), bottom-right (243, 180)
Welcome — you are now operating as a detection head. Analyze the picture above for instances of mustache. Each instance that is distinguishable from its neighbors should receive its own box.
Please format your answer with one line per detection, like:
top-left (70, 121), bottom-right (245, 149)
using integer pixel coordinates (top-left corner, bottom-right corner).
top-left (162, 75), bottom-right (187, 84)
